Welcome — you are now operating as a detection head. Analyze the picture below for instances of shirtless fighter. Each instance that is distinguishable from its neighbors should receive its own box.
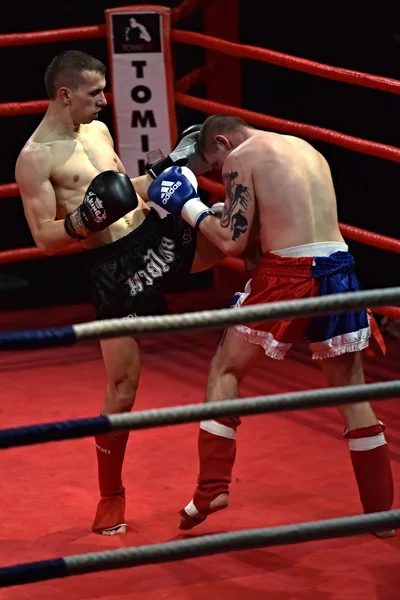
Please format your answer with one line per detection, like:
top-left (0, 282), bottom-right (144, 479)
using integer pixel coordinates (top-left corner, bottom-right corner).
top-left (147, 115), bottom-right (395, 537)
top-left (15, 51), bottom-right (221, 535)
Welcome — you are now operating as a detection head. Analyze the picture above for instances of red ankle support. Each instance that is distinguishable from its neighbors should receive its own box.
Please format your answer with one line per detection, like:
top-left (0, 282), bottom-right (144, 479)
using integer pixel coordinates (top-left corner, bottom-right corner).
top-left (95, 430), bottom-right (129, 497)
top-left (92, 491), bottom-right (126, 532)
top-left (345, 423), bottom-right (394, 513)
top-left (193, 417), bottom-right (241, 513)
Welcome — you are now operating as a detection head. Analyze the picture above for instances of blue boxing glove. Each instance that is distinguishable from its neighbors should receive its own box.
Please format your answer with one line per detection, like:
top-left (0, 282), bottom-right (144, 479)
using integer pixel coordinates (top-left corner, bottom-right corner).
top-left (147, 165), bottom-right (216, 230)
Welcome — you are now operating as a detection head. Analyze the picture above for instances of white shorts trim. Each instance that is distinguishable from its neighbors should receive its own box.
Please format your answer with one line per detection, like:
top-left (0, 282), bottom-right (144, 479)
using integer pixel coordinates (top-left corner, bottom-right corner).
top-left (309, 326), bottom-right (371, 360)
top-left (233, 325), bottom-right (291, 360)
top-left (233, 324), bottom-right (371, 361)
top-left (270, 241), bottom-right (349, 258)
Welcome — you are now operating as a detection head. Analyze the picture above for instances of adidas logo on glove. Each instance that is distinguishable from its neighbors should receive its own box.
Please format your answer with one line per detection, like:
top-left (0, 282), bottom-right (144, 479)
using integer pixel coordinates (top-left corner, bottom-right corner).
top-left (147, 165), bottom-right (215, 230)
top-left (161, 180), bottom-right (182, 204)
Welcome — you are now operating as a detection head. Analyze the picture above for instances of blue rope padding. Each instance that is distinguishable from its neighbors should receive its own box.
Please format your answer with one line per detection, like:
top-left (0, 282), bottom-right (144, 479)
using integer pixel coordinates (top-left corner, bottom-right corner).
top-left (0, 558), bottom-right (66, 586)
top-left (0, 326), bottom-right (76, 350)
top-left (0, 415), bottom-right (111, 449)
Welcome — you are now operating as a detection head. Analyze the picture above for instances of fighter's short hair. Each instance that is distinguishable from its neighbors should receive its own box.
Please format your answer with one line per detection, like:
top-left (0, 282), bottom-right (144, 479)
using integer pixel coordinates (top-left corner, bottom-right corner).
top-left (198, 114), bottom-right (251, 154)
top-left (44, 50), bottom-right (106, 99)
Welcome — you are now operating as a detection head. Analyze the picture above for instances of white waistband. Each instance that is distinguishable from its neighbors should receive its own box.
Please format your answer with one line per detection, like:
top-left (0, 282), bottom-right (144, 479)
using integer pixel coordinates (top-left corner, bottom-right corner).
top-left (270, 241), bottom-right (348, 258)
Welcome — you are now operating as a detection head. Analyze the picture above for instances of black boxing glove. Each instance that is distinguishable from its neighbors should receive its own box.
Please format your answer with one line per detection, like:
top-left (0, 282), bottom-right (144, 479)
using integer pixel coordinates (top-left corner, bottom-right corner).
top-left (64, 171), bottom-right (138, 240)
top-left (147, 124), bottom-right (211, 179)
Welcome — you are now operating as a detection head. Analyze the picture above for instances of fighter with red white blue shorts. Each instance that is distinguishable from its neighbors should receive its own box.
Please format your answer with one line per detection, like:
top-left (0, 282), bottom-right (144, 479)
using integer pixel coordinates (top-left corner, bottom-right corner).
top-left (177, 242), bottom-right (392, 533)
top-left (145, 115), bottom-right (394, 537)
top-left (231, 243), bottom-right (377, 360)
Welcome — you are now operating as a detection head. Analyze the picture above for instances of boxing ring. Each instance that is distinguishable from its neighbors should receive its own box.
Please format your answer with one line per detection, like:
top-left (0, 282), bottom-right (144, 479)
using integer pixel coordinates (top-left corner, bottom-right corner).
top-left (1, 1), bottom-right (400, 597)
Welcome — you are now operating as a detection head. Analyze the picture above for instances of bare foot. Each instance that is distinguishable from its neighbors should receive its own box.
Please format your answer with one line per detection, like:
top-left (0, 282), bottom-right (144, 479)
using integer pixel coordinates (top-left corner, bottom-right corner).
top-left (92, 494), bottom-right (126, 535)
top-left (97, 524), bottom-right (127, 536)
top-left (374, 529), bottom-right (395, 538)
top-left (179, 494), bottom-right (229, 530)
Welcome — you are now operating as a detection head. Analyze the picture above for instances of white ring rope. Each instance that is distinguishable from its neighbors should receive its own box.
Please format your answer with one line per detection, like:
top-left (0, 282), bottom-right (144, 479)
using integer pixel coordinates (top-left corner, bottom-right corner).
top-left (1, 286), bottom-right (399, 351)
top-left (1, 381), bottom-right (399, 449)
top-left (1, 510), bottom-right (399, 587)
top-left (75, 286), bottom-right (400, 341)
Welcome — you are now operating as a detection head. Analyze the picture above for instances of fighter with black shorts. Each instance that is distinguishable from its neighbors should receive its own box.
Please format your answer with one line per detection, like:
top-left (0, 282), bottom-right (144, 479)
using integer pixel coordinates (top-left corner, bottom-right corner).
top-left (15, 50), bottom-right (220, 536)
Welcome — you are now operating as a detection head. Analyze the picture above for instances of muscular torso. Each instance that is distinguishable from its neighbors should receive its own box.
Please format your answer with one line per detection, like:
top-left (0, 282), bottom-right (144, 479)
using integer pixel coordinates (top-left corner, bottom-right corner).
top-left (232, 132), bottom-right (344, 253)
top-left (30, 120), bottom-right (147, 249)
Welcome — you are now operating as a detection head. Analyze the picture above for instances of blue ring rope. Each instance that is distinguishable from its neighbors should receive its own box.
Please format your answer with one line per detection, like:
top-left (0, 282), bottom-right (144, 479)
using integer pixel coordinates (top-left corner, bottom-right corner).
top-left (0, 326), bottom-right (76, 350)
top-left (0, 415), bottom-right (111, 448)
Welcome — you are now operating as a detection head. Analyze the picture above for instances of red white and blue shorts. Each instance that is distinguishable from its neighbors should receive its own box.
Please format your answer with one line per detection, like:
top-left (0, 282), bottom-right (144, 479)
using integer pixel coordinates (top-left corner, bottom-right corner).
top-left (231, 242), bottom-right (384, 360)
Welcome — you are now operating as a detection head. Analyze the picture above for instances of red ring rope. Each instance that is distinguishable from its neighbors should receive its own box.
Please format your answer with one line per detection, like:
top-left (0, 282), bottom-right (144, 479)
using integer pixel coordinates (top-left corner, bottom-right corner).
top-left (0, 0), bottom-right (204, 47)
top-left (338, 224), bottom-right (400, 253)
top-left (1, 21), bottom-right (398, 95)
top-left (0, 25), bottom-right (105, 47)
top-left (372, 307), bottom-right (400, 319)
top-left (170, 0), bottom-right (206, 25)
top-left (175, 63), bottom-right (216, 94)
top-left (0, 183), bottom-right (19, 199)
top-left (171, 30), bottom-right (400, 95)
top-left (176, 93), bottom-right (400, 164)
top-left (0, 245), bottom-right (82, 264)
top-left (0, 93), bottom-right (113, 118)
top-left (0, 100), bottom-right (50, 117)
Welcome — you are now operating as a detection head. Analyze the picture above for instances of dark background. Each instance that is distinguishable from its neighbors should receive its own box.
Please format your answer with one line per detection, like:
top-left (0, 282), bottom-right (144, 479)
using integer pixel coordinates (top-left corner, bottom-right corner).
top-left (0, 0), bottom-right (399, 310)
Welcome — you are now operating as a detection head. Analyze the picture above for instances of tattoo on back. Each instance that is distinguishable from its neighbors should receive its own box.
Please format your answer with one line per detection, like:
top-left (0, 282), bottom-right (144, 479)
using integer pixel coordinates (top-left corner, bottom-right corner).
top-left (221, 169), bottom-right (249, 241)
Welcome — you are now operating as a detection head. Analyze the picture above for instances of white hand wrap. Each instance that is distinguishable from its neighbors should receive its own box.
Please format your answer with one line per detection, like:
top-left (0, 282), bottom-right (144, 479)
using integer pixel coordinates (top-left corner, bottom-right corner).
top-left (180, 167), bottom-right (216, 229)
top-left (210, 201), bottom-right (225, 219)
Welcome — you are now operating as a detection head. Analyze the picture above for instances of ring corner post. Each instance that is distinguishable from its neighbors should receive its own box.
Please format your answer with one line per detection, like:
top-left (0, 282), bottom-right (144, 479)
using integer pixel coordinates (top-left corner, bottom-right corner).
top-left (204, 0), bottom-right (241, 293)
